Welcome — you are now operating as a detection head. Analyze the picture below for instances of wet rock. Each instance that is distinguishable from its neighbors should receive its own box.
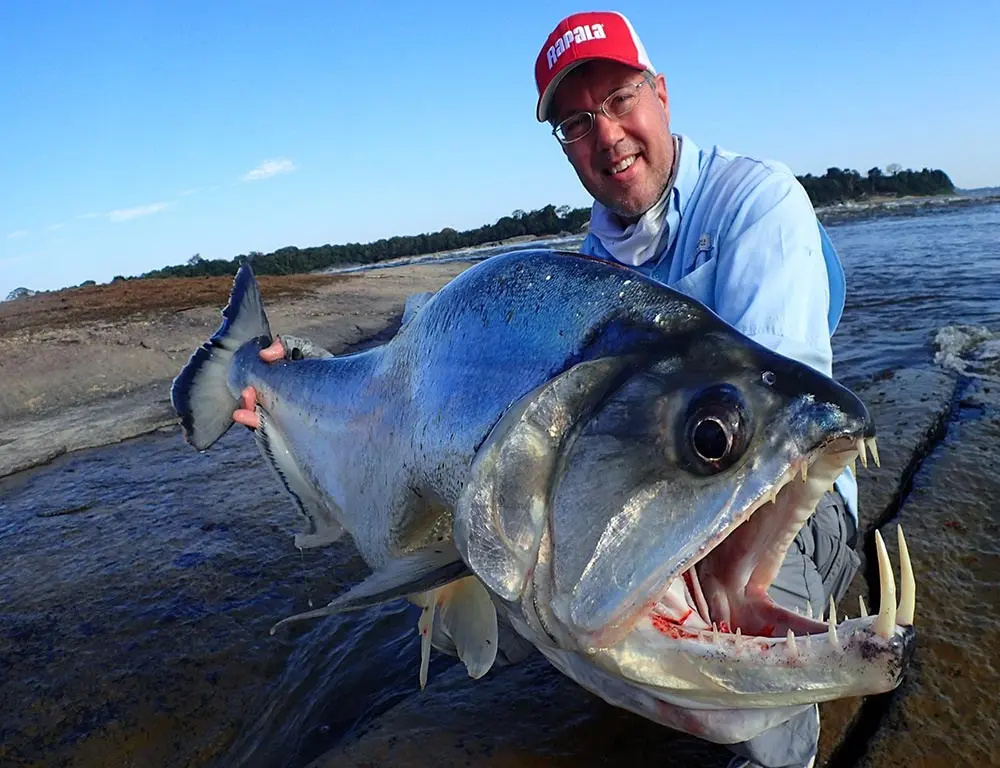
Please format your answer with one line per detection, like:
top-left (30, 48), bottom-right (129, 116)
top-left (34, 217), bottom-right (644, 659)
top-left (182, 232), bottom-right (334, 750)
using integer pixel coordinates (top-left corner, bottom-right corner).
top-left (853, 368), bottom-right (959, 534)
top-left (818, 368), bottom-right (958, 764)
top-left (0, 428), bottom-right (367, 768)
top-left (0, 382), bottom-right (176, 477)
top-left (857, 379), bottom-right (1000, 766)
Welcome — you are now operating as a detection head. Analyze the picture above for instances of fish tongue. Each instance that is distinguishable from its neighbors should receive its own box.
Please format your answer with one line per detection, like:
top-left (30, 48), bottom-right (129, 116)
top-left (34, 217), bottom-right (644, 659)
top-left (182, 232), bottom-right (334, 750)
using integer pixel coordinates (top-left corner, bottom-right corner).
top-left (727, 592), bottom-right (827, 638)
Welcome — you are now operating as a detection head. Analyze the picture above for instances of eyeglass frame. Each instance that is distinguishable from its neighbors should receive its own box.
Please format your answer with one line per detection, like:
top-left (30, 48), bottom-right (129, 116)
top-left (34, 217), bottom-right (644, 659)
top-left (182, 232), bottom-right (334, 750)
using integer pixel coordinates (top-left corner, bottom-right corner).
top-left (550, 72), bottom-right (657, 145)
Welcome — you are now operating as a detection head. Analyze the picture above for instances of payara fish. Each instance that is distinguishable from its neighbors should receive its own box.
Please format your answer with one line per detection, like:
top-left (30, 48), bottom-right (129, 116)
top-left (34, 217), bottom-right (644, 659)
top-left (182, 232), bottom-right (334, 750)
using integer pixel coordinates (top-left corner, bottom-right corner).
top-left (170, 249), bottom-right (916, 745)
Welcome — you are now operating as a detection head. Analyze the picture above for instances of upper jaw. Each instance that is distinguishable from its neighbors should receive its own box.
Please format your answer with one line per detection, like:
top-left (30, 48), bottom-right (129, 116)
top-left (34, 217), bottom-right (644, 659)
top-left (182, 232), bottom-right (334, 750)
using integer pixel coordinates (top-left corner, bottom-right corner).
top-left (553, 430), bottom-right (865, 649)
top-left (599, 435), bottom-right (869, 642)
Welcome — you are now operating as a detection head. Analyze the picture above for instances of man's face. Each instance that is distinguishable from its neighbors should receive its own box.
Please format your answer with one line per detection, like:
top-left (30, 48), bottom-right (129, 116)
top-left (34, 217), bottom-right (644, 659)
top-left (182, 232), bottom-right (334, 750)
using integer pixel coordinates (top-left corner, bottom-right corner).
top-left (551, 60), bottom-right (673, 221)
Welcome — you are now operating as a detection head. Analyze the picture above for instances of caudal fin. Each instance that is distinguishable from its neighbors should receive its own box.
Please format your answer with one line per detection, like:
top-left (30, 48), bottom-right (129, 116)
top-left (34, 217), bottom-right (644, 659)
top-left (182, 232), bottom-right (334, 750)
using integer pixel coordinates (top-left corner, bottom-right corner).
top-left (170, 262), bottom-right (271, 450)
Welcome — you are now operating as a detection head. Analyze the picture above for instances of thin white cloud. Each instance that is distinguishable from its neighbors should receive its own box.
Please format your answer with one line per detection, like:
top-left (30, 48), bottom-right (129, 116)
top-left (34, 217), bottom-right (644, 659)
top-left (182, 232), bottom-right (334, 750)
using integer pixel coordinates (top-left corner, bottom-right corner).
top-left (179, 188), bottom-right (201, 196)
top-left (6, 230), bottom-right (29, 239)
top-left (76, 212), bottom-right (102, 220)
top-left (242, 158), bottom-right (297, 182)
top-left (108, 202), bottom-right (170, 222)
top-left (48, 222), bottom-right (66, 231)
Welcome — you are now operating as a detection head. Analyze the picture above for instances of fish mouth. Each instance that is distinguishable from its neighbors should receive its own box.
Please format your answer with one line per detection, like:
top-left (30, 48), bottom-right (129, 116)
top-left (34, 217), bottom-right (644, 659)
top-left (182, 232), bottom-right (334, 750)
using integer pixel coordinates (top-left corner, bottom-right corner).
top-left (586, 434), bottom-right (918, 709)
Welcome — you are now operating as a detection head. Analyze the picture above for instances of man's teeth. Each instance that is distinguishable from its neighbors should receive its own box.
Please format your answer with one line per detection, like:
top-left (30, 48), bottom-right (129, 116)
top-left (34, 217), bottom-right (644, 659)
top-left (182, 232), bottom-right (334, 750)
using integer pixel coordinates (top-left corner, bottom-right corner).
top-left (610, 155), bottom-right (636, 173)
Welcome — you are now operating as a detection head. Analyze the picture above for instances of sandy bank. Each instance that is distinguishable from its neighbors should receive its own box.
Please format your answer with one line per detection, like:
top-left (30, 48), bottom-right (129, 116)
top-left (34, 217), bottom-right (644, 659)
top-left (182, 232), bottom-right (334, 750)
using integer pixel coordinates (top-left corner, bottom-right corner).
top-left (0, 262), bottom-right (472, 478)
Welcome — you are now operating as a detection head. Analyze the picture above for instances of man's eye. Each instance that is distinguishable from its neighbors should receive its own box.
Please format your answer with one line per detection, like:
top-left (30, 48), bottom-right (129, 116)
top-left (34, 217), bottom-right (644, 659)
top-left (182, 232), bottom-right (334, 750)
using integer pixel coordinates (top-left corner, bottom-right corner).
top-left (608, 92), bottom-right (636, 115)
top-left (562, 116), bottom-right (589, 136)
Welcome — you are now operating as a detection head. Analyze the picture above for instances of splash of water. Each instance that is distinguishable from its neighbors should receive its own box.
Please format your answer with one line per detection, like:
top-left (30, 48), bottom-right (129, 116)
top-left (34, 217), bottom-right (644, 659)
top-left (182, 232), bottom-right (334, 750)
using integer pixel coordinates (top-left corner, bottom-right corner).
top-left (933, 324), bottom-right (1000, 381)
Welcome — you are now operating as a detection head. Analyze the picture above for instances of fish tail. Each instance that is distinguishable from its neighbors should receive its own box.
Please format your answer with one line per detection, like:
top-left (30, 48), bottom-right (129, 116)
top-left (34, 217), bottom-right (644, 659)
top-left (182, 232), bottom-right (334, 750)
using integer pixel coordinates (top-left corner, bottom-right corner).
top-left (170, 261), bottom-right (272, 451)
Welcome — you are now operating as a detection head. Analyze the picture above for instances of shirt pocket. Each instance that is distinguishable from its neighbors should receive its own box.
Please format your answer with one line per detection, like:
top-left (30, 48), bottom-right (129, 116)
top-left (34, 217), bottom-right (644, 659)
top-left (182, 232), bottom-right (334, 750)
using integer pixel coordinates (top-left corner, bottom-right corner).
top-left (671, 252), bottom-right (718, 308)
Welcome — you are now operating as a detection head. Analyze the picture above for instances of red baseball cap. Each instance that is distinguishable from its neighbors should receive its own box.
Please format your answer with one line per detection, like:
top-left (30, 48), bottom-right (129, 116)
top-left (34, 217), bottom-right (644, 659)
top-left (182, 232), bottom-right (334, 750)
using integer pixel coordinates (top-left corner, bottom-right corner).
top-left (534, 11), bottom-right (656, 123)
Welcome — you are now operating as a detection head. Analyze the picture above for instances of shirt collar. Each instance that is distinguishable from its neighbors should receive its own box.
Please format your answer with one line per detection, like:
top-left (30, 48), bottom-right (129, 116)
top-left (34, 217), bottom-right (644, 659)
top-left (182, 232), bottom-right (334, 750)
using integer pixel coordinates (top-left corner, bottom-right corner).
top-left (670, 133), bottom-right (701, 218)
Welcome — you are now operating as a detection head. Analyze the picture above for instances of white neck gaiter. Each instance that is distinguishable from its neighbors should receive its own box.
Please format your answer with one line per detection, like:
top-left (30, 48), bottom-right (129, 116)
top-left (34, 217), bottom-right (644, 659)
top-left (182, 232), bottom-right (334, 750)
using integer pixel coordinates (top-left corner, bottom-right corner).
top-left (586, 135), bottom-right (681, 268)
top-left (588, 185), bottom-right (671, 267)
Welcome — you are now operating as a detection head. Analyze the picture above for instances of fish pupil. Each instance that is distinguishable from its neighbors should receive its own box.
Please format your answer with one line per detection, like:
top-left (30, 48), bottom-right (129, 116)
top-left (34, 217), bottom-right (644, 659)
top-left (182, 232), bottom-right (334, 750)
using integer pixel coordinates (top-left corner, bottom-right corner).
top-left (692, 417), bottom-right (731, 462)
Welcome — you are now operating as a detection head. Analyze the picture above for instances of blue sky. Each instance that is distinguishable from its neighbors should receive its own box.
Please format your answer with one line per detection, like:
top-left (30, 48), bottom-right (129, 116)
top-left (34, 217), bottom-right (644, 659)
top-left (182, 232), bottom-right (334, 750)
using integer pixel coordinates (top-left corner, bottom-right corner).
top-left (1, 0), bottom-right (998, 298)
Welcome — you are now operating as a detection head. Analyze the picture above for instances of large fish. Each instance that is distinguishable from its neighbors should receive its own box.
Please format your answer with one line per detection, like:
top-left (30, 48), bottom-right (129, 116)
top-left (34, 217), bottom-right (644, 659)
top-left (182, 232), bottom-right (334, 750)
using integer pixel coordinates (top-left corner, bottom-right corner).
top-left (170, 249), bottom-right (916, 745)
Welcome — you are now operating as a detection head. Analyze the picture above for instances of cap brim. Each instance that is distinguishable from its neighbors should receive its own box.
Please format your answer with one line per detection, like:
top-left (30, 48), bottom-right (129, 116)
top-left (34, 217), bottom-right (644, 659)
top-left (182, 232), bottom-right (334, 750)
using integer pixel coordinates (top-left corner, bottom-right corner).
top-left (536, 56), bottom-right (650, 123)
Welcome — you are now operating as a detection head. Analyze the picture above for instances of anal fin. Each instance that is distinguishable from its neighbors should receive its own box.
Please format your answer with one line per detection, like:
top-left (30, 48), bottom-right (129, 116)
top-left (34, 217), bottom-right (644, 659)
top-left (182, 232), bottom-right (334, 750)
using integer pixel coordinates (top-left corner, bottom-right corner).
top-left (255, 409), bottom-right (345, 549)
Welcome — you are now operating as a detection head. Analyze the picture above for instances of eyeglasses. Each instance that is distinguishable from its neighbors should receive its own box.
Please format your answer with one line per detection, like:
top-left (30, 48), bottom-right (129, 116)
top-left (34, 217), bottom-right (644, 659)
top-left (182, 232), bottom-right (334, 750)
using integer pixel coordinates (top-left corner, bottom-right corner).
top-left (552, 74), bottom-right (655, 145)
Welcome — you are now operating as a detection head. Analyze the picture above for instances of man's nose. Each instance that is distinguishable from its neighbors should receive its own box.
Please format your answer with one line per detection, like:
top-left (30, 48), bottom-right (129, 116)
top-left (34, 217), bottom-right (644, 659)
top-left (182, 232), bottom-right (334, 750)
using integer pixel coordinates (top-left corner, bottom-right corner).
top-left (592, 112), bottom-right (626, 149)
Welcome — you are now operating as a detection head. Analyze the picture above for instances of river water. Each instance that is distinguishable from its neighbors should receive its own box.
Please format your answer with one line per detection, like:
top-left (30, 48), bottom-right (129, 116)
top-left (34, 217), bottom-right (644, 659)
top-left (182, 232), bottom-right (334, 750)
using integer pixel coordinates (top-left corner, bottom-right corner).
top-left (1, 201), bottom-right (998, 768)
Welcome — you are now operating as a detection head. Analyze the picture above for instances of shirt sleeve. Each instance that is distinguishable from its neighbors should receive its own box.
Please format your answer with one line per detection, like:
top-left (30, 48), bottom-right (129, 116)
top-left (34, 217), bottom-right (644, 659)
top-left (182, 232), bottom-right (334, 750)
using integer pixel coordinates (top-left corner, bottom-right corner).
top-left (713, 169), bottom-right (834, 376)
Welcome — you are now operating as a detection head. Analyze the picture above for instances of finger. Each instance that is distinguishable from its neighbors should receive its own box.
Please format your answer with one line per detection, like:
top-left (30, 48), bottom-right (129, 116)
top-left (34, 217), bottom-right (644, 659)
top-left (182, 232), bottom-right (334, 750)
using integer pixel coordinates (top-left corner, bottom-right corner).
top-left (233, 409), bottom-right (260, 430)
top-left (240, 386), bottom-right (257, 411)
top-left (260, 338), bottom-right (286, 363)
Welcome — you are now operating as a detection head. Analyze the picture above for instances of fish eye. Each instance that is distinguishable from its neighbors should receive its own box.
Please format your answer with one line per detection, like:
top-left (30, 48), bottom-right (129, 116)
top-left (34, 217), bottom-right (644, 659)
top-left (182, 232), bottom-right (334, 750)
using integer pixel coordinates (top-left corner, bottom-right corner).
top-left (681, 384), bottom-right (751, 475)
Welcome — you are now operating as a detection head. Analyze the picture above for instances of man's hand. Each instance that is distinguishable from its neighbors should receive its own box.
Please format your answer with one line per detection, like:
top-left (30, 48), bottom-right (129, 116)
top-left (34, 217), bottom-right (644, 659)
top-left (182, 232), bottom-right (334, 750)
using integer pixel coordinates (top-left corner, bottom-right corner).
top-left (232, 338), bottom-right (286, 429)
top-left (259, 338), bottom-right (286, 364)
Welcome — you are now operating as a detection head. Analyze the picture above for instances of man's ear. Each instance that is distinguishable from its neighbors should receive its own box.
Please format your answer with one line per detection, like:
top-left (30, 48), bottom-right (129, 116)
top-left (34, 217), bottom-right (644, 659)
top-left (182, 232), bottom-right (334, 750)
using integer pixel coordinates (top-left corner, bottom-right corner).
top-left (654, 73), bottom-right (670, 119)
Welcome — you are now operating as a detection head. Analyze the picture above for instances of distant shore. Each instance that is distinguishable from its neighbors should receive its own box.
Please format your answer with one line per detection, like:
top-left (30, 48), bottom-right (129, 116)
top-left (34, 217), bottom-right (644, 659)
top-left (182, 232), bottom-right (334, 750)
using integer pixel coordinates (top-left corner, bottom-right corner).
top-left (814, 192), bottom-right (1000, 224)
top-left (319, 193), bottom-right (1000, 276)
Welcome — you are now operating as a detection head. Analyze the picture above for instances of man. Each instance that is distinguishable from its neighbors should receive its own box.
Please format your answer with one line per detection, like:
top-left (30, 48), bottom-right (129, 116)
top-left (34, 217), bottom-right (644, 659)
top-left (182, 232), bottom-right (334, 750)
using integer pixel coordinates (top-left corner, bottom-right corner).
top-left (533, 10), bottom-right (859, 768)
top-left (234, 11), bottom-right (857, 767)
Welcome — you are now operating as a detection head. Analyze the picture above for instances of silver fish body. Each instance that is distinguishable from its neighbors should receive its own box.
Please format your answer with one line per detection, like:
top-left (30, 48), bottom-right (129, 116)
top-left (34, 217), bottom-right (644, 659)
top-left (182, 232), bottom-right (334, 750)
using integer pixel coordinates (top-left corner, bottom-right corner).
top-left (171, 249), bottom-right (916, 745)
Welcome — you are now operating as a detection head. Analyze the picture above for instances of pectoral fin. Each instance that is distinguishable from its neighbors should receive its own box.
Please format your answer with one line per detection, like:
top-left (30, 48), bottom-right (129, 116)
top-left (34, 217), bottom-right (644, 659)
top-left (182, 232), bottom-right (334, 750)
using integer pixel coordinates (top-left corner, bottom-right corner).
top-left (411, 576), bottom-right (499, 689)
top-left (270, 542), bottom-right (469, 635)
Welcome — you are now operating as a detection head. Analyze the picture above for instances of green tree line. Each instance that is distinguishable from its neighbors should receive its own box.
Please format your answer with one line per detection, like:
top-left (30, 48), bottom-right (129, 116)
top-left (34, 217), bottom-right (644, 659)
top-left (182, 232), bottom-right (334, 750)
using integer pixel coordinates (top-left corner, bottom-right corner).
top-left (137, 165), bottom-right (953, 281)
top-left (140, 204), bottom-right (592, 280)
top-left (798, 165), bottom-right (954, 206)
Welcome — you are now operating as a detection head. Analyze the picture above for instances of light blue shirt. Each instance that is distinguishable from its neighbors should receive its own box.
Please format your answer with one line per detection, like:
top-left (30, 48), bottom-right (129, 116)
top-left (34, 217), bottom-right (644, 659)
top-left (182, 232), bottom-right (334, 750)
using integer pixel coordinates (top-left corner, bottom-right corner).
top-left (580, 134), bottom-right (858, 522)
